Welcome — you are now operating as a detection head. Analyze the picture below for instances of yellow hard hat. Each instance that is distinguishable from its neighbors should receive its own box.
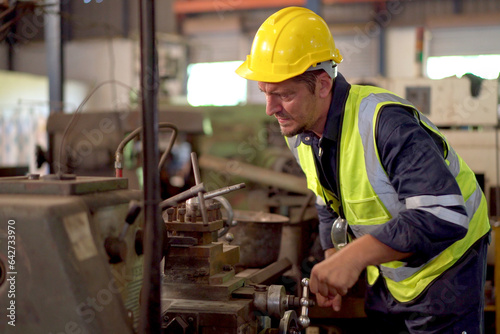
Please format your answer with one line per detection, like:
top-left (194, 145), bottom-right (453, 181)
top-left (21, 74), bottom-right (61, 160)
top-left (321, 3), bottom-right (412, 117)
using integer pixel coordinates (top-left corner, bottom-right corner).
top-left (236, 6), bottom-right (343, 83)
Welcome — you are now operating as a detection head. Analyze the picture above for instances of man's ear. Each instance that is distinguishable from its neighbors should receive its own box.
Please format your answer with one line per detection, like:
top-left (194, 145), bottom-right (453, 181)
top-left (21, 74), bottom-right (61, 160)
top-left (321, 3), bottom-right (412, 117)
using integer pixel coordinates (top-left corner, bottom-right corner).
top-left (317, 71), bottom-right (334, 98)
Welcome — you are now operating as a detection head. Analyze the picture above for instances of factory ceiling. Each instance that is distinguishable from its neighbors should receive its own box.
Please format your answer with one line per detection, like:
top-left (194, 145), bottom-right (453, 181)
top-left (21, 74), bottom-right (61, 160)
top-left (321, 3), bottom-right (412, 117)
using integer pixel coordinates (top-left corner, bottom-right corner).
top-left (173, 0), bottom-right (403, 14)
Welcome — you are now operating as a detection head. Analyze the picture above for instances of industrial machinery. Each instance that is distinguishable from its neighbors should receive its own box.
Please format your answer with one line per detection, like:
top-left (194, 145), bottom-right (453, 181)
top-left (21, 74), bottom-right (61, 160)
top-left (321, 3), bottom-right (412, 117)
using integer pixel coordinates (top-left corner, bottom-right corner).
top-left (0, 152), bottom-right (314, 334)
top-left (0, 1), bottom-right (317, 331)
top-left (160, 167), bottom-right (313, 333)
top-left (0, 174), bottom-right (144, 334)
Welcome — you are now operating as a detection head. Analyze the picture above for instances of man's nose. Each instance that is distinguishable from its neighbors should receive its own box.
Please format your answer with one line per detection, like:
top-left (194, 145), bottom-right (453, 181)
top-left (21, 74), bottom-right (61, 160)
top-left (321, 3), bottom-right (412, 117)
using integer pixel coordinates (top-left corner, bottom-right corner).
top-left (266, 95), bottom-right (282, 116)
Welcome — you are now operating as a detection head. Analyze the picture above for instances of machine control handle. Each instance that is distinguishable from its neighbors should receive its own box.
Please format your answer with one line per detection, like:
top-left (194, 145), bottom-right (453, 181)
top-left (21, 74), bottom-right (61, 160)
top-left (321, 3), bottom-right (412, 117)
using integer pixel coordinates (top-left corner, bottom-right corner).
top-left (119, 200), bottom-right (142, 240)
top-left (105, 201), bottom-right (142, 263)
top-left (204, 183), bottom-right (246, 200)
top-left (160, 183), bottom-right (206, 210)
top-left (298, 278), bottom-right (312, 329)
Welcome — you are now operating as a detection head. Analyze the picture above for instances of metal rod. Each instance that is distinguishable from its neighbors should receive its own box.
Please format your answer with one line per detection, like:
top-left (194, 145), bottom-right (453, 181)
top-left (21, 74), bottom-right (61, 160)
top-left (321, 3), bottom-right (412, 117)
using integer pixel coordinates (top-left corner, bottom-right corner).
top-left (199, 154), bottom-right (309, 195)
top-left (114, 123), bottom-right (178, 177)
top-left (138, 0), bottom-right (162, 333)
top-left (191, 152), bottom-right (209, 225)
top-left (204, 183), bottom-right (246, 200)
top-left (44, 0), bottom-right (64, 113)
top-left (160, 183), bottom-right (206, 210)
top-left (157, 124), bottom-right (178, 172)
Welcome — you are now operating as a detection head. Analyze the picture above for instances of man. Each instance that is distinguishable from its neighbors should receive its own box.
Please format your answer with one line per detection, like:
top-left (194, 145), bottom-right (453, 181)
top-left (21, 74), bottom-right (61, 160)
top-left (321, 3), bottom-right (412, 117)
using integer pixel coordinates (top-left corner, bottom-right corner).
top-left (236, 6), bottom-right (490, 334)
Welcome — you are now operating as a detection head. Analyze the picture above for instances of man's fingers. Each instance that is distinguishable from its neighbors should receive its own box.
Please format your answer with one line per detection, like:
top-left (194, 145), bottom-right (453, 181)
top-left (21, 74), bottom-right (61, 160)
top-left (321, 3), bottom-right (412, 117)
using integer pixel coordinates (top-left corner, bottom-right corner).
top-left (331, 294), bottom-right (342, 312)
top-left (318, 281), bottom-right (333, 299)
top-left (314, 279), bottom-right (339, 300)
top-left (308, 272), bottom-right (319, 294)
top-left (311, 266), bottom-right (343, 299)
top-left (310, 262), bottom-right (350, 305)
top-left (315, 293), bottom-right (343, 312)
top-left (315, 293), bottom-right (334, 307)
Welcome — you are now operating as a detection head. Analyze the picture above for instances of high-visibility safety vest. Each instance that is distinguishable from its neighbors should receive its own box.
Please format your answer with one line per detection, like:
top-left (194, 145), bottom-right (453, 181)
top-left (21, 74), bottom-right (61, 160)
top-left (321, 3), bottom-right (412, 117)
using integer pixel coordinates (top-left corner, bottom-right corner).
top-left (286, 85), bottom-right (490, 303)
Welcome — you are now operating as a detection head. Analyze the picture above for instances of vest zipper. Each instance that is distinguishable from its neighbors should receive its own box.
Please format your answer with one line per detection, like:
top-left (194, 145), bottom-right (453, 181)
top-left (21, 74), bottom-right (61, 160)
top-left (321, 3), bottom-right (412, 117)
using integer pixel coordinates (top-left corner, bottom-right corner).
top-left (315, 138), bottom-right (337, 211)
top-left (316, 111), bottom-right (346, 219)
top-left (336, 106), bottom-right (346, 219)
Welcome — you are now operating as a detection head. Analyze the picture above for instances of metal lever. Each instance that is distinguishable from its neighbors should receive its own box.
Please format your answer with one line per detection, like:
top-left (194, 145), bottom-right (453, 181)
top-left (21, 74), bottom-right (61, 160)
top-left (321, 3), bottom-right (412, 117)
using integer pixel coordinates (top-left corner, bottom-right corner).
top-left (119, 200), bottom-right (142, 240)
top-left (159, 183), bottom-right (206, 210)
top-left (298, 278), bottom-right (312, 329)
top-left (105, 200), bottom-right (142, 264)
top-left (191, 152), bottom-right (208, 226)
top-left (204, 183), bottom-right (246, 199)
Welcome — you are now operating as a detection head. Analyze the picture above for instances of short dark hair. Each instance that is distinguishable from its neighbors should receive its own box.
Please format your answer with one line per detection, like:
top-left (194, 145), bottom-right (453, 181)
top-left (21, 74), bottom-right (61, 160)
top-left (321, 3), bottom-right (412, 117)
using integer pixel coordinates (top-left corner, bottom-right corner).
top-left (292, 70), bottom-right (328, 94)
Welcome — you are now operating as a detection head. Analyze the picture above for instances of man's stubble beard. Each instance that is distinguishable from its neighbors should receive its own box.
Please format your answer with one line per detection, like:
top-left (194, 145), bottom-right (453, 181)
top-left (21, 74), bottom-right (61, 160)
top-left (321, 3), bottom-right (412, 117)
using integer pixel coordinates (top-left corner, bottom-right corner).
top-left (281, 124), bottom-right (306, 137)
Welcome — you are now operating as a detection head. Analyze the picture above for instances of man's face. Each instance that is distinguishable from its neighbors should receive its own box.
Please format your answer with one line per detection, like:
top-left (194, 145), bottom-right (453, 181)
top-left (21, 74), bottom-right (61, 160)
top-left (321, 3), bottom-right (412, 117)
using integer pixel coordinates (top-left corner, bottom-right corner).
top-left (258, 79), bottom-right (321, 137)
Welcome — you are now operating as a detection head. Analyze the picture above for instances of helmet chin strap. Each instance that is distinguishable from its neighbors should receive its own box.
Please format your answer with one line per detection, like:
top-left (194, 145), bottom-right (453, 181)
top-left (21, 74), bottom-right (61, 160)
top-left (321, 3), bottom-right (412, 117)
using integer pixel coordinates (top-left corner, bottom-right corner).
top-left (306, 60), bottom-right (338, 80)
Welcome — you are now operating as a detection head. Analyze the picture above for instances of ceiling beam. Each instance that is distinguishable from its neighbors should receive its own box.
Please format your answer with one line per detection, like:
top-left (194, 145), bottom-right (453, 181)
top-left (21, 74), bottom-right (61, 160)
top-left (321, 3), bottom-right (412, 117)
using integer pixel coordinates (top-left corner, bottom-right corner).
top-left (323, 0), bottom-right (399, 3)
top-left (173, 0), bottom-right (405, 15)
top-left (174, 0), bottom-right (306, 15)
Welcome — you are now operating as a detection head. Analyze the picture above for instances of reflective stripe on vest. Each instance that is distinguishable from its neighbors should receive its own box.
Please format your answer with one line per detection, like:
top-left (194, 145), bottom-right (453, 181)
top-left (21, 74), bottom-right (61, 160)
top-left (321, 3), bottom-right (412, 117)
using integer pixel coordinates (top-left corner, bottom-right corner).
top-left (286, 135), bottom-right (339, 209)
top-left (286, 86), bottom-right (490, 302)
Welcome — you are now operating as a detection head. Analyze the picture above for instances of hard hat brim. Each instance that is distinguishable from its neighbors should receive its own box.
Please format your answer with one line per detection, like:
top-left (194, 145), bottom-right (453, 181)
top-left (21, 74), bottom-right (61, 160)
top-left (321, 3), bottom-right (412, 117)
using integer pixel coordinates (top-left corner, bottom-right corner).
top-left (235, 60), bottom-right (298, 83)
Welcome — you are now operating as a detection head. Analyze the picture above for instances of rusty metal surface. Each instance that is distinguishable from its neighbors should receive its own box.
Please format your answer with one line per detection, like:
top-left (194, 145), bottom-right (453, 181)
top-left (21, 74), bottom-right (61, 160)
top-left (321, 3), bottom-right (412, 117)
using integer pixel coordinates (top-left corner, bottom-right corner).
top-left (209, 268), bottom-right (236, 285)
top-left (162, 275), bottom-right (246, 301)
top-left (164, 244), bottom-right (240, 283)
top-left (160, 207), bottom-right (298, 333)
top-left (239, 258), bottom-right (292, 285)
top-left (228, 210), bottom-right (288, 268)
top-left (0, 176), bottom-right (128, 195)
top-left (165, 220), bottom-right (223, 232)
top-left (168, 242), bottom-right (224, 257)
top-left (162, 298), bottom-right (257, 333)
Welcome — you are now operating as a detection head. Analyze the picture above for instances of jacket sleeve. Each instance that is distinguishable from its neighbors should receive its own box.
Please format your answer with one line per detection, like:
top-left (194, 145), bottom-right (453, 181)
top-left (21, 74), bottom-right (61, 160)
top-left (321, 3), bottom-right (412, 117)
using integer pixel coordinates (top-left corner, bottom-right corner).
top-left (370, 105), bottom-right (468, 265)
top-left (315, 201), bottom-right (337, 250)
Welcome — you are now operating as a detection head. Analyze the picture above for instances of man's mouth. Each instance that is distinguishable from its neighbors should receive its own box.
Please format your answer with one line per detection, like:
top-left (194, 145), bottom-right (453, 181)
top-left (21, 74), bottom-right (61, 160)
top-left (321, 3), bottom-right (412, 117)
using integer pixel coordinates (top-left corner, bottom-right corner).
top-left (276, 113), bottom-right (291, 124)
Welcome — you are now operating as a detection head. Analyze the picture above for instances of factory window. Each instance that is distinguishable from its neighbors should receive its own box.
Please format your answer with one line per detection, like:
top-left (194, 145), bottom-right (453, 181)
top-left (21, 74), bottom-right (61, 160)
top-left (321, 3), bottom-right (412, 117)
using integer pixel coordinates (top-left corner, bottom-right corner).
top-left (426, 55), bottom-right (500, 80)
top-left (187, 61), bottom-right (247, 107)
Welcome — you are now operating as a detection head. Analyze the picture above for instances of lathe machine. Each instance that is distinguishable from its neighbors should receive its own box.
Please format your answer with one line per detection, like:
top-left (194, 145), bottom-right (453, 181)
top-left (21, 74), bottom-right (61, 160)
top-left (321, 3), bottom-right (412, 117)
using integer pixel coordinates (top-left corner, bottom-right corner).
top-left (0, 169), bottom-right (313, 334)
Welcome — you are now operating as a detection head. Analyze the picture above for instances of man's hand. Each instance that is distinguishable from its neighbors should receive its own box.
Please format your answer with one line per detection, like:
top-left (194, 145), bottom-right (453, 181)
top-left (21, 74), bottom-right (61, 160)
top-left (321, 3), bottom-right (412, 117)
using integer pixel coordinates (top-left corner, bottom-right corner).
top-left (310, 234), bottom-right (412, 311)
top-left (324, 247), bottom-right (336, 259)
top-left (314, 248), bottom-right (343, 311)
top-left (310, 245), bottom-right (364, 305)
top-left (315, 292), bottom-right (343, 312)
